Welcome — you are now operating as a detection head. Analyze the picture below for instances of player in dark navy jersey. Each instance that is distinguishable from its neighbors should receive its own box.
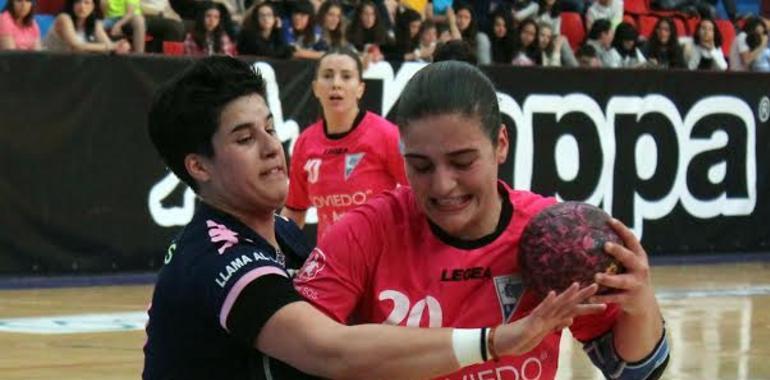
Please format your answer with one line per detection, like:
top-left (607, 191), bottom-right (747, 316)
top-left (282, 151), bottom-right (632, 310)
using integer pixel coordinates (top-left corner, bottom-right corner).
top-left (143, 56), bottom-right (606, 380)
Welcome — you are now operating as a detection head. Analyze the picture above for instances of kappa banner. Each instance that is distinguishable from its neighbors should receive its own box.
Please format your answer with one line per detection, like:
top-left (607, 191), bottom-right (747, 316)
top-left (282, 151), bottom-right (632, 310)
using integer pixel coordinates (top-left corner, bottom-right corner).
top-left (0, 53), bottom-right (768, 275)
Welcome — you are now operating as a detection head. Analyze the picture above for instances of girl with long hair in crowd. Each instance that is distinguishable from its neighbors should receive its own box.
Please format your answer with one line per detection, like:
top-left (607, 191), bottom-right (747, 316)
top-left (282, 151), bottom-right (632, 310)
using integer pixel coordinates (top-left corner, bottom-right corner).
top-left (538, 22), bottom-right (578, 67)
top-left (282, 47), bottom-right (407, 239)
top-left (611, 21), bottom-right (647, 68)
top-left (237, 1), bottom-right (293, 58)
top-left (642, 17), bottom-right (686, 69)
top-left (453, 2), bottom-right (491, 64)
top-left (346, 0), bottom-right (390, 61)
top-left (0, 0), bottom-right (41, 50)
top-left (687, 18), bottom-right (727, 70)
top-left (489, 6), bottom-right (516, 64)
top-left (43, 0), bottom-right (130, 52)
top-left (184, 2), bottom-right (236, 56)
top-left (729, 16), bottom-right (768, 71)
top-left (313, 0), bottom-right (347, 51)
top-left (383, 6), bottom-right (421, 61)
top-left (511, 18), bottom-right (540, 66)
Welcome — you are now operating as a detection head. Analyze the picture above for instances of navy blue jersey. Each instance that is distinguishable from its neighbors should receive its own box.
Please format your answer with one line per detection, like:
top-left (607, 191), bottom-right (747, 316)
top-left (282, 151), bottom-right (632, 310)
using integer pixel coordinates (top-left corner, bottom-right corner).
top-left (143, 201), bottom-right (318, 380)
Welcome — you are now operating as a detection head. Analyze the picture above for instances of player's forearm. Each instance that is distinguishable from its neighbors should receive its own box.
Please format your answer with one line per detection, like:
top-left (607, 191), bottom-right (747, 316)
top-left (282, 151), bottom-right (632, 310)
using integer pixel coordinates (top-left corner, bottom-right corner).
top-left (612, 289), bottom-right (664, 362)
top-left (329, 325), bottom-right (460, 380)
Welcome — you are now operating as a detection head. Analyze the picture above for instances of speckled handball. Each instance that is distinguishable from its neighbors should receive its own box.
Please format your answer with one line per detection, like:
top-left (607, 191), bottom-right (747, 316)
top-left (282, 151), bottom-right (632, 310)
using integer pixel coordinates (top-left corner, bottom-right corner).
top-left (519, 202), bottom-right (624, 298)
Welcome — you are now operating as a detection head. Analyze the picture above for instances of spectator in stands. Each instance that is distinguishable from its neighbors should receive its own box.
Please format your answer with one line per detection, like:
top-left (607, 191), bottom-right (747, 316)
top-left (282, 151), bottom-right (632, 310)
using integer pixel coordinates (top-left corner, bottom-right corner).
top-left (730, 16), bottom-right (768, 71)
top-left (183, 2), bottom-right (236, 56)
top-left (139, 0), bottom-right (185, 53)
top-left (0, 0), bottom-right (41, 50)
top-left (433, 38), bottom-right (477, 63)
top-left (44, 0), bottom-right (131, 52)
top-left (313, 0), bottom-right (347, 51)
top-left (642, 17), bottom-right (686, 69)
top-left (282, 0), bottom-right (323, 59)
top-left (405, 19), bottom-right (437, 62)
top-left (576, 43), bottom-right (602, 66)
top-left (346, 0), bottom-right (390, 62)
top-left (536, 0), bottom-right (561, 35)
top-left (746, 27), bottom-right (770, 71)
top-left (511, 18), bottom-right (540, 65)
top-left (383, 6), bottom-right (420, 61)
top-left (561, 0), bottom-right (587, 13)
top-left (490, 6), bottom-right (515, 64)
top-left (611, 21), bottom-right (647, 67)
top-left (511, 0), bottom-right (539, 23)
top-left (237, 1), bottom-right (293, 58)
top-left (585, 18), bottom-right (620, 67)
top-left (282, 47), bottom-right (408, 239)
top-left (585, 0), bottom-right (623, 32)
top-left (453, 2), bottom-right (491, 65)
top-left (101, 0), bottom-right (146, 52)
top-left (652, 0), bottom-right (735, 21)
top-left (539, 21), bottom-right (578, 66)
top-left (687, 18), bottom-right (727, 70)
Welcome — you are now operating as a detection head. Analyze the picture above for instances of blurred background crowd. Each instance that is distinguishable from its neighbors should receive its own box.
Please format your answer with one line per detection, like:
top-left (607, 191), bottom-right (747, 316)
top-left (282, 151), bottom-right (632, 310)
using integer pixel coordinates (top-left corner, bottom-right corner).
top-left (1, 0), bottom-right (768, 70)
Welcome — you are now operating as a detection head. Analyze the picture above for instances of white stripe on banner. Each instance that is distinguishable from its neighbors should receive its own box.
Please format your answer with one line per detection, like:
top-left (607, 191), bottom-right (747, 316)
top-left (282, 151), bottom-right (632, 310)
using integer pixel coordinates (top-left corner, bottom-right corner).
top-left (0, 312), bottom-right (148, 334)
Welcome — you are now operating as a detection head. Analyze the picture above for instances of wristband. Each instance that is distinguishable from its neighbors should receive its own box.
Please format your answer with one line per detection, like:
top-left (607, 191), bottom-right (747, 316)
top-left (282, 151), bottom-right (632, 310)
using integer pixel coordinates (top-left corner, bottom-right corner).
top-left (451, 328), bottom-right (485, 367)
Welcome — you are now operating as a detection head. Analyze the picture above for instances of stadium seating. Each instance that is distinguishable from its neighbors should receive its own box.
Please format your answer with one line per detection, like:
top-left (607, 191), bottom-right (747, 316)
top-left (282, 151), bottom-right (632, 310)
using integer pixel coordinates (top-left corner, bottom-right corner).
top-left (35, 0), bottom-right (65, 15)
top-left (624, 0), bottom-right (650, 15)
top-left (162, 41), bottom-right (185, 56)
top-left (561, 12), bottom-right (586, 50)
top-left (34, 14), bottom-right (55, 37)
top-left (673, 17), bottom-right (687, 36)
top-left (638, 14), bottom-right (659, 38)
top-left (715, 19), bottom-right (736, 56)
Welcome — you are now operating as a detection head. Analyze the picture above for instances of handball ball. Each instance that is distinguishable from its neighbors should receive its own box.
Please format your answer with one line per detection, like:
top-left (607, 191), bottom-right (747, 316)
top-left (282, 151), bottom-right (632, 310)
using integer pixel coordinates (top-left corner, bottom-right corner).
top-left (519, 202), bottom-right (624, 298)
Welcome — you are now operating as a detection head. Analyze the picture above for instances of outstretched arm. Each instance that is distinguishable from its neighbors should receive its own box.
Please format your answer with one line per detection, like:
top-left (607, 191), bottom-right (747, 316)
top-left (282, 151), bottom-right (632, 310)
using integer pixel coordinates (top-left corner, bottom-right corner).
top-left (256, 282), bottom-right (604, 379)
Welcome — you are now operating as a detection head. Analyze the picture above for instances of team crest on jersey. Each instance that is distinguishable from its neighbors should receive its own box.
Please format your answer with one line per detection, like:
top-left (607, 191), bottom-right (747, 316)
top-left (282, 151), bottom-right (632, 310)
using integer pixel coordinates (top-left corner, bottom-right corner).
top-left (494, 275), bottom-right (524, 322)
top-left (297, 248), bottom-right (327, 282)
top-left (344, 153), bottom-right (365, 180)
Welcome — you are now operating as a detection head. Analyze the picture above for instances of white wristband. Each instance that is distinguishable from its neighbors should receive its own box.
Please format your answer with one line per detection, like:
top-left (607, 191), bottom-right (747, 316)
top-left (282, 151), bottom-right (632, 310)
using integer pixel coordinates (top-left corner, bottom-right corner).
top-left (451, 328), bottom-right (485, 367)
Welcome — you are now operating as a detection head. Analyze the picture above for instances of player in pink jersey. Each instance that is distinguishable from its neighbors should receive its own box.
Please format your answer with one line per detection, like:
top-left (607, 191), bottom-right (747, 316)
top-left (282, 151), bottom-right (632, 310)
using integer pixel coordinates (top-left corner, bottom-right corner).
top-left (282, 47), bottom-right (407, 239)
top-left (295, 61), bottom-right (670, 380)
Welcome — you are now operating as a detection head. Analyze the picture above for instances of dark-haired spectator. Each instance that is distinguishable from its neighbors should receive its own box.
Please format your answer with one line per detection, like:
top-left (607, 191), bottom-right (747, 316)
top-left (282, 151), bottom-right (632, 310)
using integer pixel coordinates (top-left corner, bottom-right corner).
top-left (407, 19), bottom-right (437, 62)
top-left (730, 16), bottom-right (768, 71)
top-left (585, 18), bottom-right (619, 67)
top-left (511, 18), bottom-right (540, 65)
top-left (101, 0), bottom-right (146, 52)
top-left (539, 21), bottom-right (577, 66)
top-left (44, 0), bottom-right (131, 52)
top-left (576, 43), bottom-right (602, 66)
top-left (346, 0), bottom-right (390, 62)
top-left (489, 7), bottom-right (515, 64)
top-left (183, 2), bottom-right (236, 55)
top-left (536, 0), bottom-right (561, 35)
top-left (746, 28), bottom-right (770, 71)
top-left (642, 17), bottom-right (686, 68)
top-left (383, 6), bottom-right (420, 61)
top-left (610, 22), bottom-right (646, 67)
top-left (313, 0), bottom-right (347, 51)
top-left (0, 0), bottom-right (41, 50)
top-left (237, 2), bottom-right (293, 58)
top-left (586, 0), bottom-right (622, 32)
top-left (687, 18), bottom-right (727, 70)
top-left (453, 2), bottom-right (491, 64)
top-left (433, 38), bottom-right (477, 63)
top-left (282, 0), bottom-right (323, 59)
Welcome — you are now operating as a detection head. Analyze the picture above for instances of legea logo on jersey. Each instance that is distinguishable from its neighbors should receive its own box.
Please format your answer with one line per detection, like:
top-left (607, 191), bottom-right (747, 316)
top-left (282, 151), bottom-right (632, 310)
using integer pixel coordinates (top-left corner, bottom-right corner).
top-left (344, 153), bottom-right (365, 180)
top-left (304, 159), bottom-right (322, 184)
top-left (494, 275), bottom-right (523, 322)
top-left (297, 248), bottom-right (327, 282)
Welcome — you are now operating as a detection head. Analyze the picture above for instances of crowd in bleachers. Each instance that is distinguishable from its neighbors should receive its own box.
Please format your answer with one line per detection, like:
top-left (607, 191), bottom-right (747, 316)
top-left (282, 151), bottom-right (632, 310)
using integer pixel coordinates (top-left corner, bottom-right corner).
top-left (1, 0), bottom-right (769, 71)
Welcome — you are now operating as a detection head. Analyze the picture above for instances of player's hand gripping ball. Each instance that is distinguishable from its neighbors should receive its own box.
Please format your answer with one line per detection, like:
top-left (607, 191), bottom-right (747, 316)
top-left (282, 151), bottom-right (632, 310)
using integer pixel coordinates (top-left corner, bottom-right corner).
top-left (519, 202), bottom-right (624, 298)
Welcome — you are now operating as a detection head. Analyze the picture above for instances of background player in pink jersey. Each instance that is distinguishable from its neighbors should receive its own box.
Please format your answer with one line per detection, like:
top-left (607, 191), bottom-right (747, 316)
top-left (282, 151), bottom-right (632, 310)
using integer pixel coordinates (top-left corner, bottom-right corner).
top-left (294, 61), bottom-right (670, 380)
top-left (144, 56), bottom-right (606, 380)
top-left (282, 47), bottom-right (407, 239)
